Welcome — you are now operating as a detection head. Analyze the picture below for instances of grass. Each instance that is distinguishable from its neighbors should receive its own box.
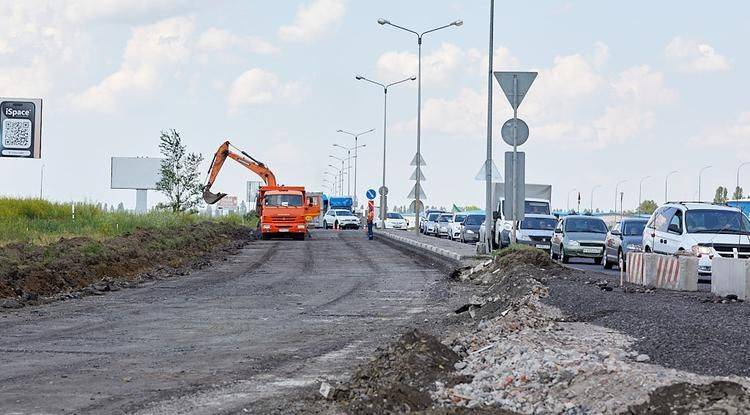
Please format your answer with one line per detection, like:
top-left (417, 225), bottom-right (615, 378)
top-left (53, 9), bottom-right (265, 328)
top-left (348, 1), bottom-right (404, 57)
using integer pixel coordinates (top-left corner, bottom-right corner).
top-left (0, 198), bottom-right (256, 245)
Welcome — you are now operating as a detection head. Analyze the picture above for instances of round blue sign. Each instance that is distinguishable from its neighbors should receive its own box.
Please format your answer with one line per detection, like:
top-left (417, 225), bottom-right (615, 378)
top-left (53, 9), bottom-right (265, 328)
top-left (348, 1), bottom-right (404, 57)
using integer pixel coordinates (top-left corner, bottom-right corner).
top-left (366, 189), bottom-right (376, 200)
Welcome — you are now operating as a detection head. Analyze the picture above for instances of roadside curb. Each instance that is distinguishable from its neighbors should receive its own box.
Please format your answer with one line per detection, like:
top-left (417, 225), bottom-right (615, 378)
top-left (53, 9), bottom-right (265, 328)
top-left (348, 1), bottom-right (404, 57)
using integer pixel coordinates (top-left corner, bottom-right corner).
top-left (375, 230), bottom-right (490, 263)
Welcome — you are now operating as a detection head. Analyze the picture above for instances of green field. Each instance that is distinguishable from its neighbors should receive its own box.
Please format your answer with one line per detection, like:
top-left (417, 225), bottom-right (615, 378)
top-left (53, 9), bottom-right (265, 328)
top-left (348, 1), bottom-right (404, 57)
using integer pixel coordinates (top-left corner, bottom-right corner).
top-left (0, 198), bottom-right (255, 244)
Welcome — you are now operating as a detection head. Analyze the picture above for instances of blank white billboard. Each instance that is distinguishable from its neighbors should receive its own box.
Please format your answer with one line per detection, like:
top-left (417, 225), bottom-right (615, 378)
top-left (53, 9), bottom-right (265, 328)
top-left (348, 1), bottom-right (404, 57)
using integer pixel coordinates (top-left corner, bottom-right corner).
top-left (111, 157), bottom-right (163, 189)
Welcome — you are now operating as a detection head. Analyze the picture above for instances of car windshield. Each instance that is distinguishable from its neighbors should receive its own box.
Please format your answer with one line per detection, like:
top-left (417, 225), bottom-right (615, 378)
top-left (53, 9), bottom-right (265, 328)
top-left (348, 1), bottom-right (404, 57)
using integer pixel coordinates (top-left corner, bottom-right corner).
top-left (525, 201), bottom-right (550, 215)
top-left (387, 213), bottom-right (403, 219)
top-left (455, 214), bottom-right (467, 222)
top-left (520, 217), bottom-right (557, 230)
top-left (336, 210), bottom-right (354, 216)
top-left (428, 213), bottom-right (440, 221)
top-left (685, 209), bottom-right (750, 234)
top-left (264, 194), bottom-right (303, 207)
top-left (465, 215), bottom-right (483, 225)
top-left (438, 215), bottom-right (451, 222)
top-left (565, 218), bottom-right (608, 233)
top-left (622, 220), bottom-right (647, 236)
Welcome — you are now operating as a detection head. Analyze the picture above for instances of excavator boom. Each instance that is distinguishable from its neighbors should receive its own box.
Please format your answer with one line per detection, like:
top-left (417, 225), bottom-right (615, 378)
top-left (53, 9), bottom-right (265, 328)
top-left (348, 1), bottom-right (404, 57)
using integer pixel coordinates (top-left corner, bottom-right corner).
top-left (203, 141), bottom-right (277, 204)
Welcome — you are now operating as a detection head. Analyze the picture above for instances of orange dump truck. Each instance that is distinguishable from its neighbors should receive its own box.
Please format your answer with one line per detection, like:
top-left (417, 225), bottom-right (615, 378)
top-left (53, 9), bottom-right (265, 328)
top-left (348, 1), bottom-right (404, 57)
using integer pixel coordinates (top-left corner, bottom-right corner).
top-left (203, 141), bottom-right (317, 240)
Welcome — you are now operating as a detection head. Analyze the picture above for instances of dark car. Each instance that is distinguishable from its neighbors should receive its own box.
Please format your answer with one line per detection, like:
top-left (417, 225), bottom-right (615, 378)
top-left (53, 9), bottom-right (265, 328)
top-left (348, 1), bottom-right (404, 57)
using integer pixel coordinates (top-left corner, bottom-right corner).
top-left (460, 214), bottom-right (484, 243)
top-left (603, 218), bottom-right (648, 271)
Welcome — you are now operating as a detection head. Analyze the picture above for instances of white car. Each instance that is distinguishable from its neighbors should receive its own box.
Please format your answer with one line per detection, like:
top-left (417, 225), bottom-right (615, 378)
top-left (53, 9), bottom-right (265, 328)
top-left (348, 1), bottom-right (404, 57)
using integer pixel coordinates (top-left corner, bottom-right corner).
top-left (642, 202), bottom-right (750, 278)
top-left (322, 209), bottom-right (361, 230)
top-left (436, 213), bottom-right (454, 238)
top-left (381, 212), bottom-right (408, 229)
top-left (449, 212), bottom-right (468, 240)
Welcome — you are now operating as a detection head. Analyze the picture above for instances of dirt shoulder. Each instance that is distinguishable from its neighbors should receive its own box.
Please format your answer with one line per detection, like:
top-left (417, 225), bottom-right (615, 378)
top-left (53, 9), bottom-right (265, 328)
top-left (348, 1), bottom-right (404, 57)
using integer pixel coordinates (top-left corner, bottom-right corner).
top-left (0, 221), bottom-right (254, 308)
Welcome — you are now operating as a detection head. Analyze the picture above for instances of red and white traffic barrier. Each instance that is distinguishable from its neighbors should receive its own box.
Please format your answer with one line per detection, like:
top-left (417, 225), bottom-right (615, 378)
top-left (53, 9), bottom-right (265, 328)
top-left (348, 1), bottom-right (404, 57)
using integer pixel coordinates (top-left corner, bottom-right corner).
top-left (621, 253), bottom-right (697, 291)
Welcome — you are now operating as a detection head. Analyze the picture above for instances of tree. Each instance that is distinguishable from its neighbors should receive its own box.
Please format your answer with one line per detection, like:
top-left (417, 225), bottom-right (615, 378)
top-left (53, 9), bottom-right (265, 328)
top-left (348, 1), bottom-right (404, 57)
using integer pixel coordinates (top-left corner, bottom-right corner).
top-left (714, 186), bottom-right (729, 204)
top-left (637, 200), bottom-right (658, 215)
top-left (156, 129), bottom-right (204, 212)
top-left (733, 186), bottom-right (743, 200)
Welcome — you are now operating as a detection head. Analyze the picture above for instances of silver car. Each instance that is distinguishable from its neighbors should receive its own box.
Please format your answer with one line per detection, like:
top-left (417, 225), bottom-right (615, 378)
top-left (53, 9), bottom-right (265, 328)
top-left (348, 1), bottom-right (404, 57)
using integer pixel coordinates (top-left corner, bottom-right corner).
top-left (550, 215), bottom-right (608, 264)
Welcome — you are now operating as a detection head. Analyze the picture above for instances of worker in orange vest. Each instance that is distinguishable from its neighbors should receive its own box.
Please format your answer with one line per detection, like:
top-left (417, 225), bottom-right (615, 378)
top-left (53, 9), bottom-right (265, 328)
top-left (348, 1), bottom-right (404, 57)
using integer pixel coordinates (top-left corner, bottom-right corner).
top-left (366, 200), bottom-right (375, 240)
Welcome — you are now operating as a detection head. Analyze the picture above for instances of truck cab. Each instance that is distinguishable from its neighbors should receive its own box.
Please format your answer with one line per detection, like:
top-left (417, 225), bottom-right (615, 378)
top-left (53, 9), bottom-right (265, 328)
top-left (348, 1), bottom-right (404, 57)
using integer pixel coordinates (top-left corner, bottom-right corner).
top-left (257, 186), bottom-right (308, 240)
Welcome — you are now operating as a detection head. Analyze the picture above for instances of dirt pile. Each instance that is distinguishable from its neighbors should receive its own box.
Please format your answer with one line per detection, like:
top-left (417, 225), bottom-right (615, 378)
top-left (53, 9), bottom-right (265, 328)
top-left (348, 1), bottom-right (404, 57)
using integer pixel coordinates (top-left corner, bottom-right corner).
top-left (627, 381), bottom-right (750, 414)
top-left (0, 222), bottom-right (254, 305)
top-left (332, 329), bottom-right (469, 414)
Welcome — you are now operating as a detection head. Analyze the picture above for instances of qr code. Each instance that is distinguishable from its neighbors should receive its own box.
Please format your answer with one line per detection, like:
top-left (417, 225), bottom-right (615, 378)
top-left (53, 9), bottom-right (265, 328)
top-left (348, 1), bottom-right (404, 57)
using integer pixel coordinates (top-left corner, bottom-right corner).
top-left (3, 118), bottom-right (32, 149)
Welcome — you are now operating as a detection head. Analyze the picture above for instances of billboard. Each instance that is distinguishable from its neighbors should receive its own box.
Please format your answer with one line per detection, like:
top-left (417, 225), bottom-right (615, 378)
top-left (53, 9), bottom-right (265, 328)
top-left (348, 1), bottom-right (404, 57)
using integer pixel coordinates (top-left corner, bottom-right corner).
top-left (0, 98), bottom-right (42, 159)
top-left (217, 196), bottom-right (238, 210)
top-left (111, 157), bottom-right (163, 189)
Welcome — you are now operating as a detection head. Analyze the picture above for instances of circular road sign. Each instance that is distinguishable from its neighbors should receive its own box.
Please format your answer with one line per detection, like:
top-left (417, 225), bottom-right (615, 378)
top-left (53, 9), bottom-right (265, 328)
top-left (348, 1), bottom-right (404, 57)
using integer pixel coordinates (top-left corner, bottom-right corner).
top-left (366, 189), bottom-right (377, 200)
top-left (501, 118), bottom-right (529, 146)
top-left (379, 186), bottom-right (389, 196)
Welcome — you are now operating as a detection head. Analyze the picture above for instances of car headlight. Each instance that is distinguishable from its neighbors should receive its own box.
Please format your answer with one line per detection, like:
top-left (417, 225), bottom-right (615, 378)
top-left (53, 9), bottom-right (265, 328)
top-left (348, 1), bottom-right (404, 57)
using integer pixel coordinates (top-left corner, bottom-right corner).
top-left (567, 240), bottom-right (580, 247)
top-left (691, 245), bottom-right (714, 257)
top-left (517, 234), bottom-right (530, 241)
top-left (626, 244), bottom-right (642, 252)
top-left (466, 230), bottom-right (475, 234)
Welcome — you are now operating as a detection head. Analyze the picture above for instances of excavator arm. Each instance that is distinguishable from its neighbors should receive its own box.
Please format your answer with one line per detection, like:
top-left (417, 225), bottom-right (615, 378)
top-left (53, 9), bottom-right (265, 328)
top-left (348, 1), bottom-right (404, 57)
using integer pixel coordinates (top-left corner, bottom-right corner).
top-left (203, 141), bottom-right (277, 204)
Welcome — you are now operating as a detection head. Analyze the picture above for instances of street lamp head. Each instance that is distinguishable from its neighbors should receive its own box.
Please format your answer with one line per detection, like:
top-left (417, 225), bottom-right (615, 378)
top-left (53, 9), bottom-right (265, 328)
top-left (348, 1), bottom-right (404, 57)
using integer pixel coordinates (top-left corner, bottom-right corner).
top-left (377, 18), bottom-right (388, 25)
top-left (409, 76), bottom-right (417, 81)
top-left (355, 75), bottom-right (363, 80)
top-left (453, 20), bottom-right (463, 27)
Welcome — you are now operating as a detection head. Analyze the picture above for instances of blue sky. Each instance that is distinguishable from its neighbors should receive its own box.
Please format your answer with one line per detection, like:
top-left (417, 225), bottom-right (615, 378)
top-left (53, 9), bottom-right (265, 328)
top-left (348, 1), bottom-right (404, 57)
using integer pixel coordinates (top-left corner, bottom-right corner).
top-left (2, 0), bottom-right (749, 211)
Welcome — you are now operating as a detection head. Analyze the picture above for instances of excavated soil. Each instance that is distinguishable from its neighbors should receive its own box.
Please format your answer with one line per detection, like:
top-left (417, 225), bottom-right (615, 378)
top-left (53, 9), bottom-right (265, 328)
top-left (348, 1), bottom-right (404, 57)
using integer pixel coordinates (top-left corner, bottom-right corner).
top-left (334, 329), bottom-right (470, 414)
top-left (0, 222), bottom-right (254, 305)
top-left (626, 381), bottom-right (750, 414)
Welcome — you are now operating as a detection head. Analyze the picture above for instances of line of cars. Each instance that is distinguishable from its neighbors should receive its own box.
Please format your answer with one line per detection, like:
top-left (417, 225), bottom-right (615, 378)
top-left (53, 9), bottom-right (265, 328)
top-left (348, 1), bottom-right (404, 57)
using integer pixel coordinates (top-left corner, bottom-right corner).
top-left (510, 200), bottom-right (750, 279)
top-left (419, 209), bottom-right (486, 243)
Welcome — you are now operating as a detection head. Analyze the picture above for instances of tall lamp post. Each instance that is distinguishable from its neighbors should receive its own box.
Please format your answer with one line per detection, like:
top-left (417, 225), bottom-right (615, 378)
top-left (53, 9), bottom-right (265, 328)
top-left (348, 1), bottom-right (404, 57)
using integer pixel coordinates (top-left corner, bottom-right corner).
top-left (665, 170), bottom-right (679, 203)
top-left (615, 180), bottom-right (628, 216)
top-left (355, 75), bottom-right (415, 223)
top-left (378, 17), bottom-right (463, 236)
top-left (638, 176), bottom-right (651, 214)
top-left (737, 162), bottom-right (750, 200)
top-left (333, 143), bottom-right (366, 198)
top-left (567, 188), bottom-right (577, 212)
top-left (698, 165), bottom-right (712, 202)
top-left (590, 185), bottom-right (601, 213)
top-left (328, 164), bottom-right (343, 195)
top-left (337, 128), bottom-right (374, 204)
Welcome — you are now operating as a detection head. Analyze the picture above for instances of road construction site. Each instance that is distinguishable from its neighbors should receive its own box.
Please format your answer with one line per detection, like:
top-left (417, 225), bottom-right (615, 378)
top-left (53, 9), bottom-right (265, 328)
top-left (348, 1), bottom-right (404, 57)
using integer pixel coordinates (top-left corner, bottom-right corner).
top-left (3, 228), bottom-right (750, 414)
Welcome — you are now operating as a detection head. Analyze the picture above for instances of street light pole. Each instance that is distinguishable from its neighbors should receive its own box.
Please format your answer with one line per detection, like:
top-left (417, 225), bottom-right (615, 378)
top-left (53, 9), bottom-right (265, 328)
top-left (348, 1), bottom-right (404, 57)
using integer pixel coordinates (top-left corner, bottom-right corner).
top-left (328, 163), bottom-right (342, 195)
top-left (337, 129), bottom-right (374, 206)
top-left (378, 17), bottom-right (463, 237)
top-left (590, 185), bottom-right (601, 213)
top-left (698, 165), bottom-right (712, 202)
top-left (355, 76), bottom-right (414, 223)
top-left (665, 170), bottom-right (678, 203)
top-left (615, 180), bottom-right (628, 216)
top-left (567, 188), bottom-right (577, 212)
top-left (638, 176), bottom-right (651, 214)
top-left (737, 162), bottom-right (750, 200)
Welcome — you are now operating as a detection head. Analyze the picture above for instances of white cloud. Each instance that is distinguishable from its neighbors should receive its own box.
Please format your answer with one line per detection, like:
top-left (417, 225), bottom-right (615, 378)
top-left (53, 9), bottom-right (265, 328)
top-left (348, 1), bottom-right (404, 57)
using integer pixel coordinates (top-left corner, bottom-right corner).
top-left (278, 0), bottom-right (346, 43)
top-left (376, 43), bottom-right (466, 85)
top-left (72, 16), bottom-right (195, 111)
top-left (227, 68), bottom-right (306, 111)
top-left (466, 46), bottom-right (521, 77)
top-left (691, 111), bottom-right (750, 151)
top-left (62, 0), bottom-right (192, 23)
top-left (665, 36), bottom-right (730, 73)
top-left (197, 28), bottom-right (278, 55)
top-left (400, 43), bottom-right (677, 148)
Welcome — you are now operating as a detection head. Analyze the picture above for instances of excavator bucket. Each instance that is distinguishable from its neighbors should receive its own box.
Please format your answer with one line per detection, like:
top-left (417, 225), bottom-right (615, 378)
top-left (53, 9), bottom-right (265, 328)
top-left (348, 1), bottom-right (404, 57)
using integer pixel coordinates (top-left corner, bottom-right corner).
top-left (203, 187), bottom-right (227, 205)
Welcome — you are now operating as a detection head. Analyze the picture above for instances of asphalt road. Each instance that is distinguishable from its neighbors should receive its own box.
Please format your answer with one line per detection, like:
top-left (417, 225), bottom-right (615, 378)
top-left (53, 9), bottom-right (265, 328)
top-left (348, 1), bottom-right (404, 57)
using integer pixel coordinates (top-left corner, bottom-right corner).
top-left (0, 229), bottom-right (466, 414)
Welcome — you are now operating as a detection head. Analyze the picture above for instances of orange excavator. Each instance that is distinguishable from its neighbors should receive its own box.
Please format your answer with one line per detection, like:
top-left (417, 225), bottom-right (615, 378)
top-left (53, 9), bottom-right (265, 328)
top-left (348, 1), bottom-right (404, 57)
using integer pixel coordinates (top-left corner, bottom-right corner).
top-left (203, 141), bottom-right (319, 240)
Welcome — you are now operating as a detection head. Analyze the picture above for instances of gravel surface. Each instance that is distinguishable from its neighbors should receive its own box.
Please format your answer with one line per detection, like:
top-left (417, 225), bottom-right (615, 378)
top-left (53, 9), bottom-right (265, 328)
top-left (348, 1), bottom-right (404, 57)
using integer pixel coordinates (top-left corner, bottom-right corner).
top-left (0, 230), bottom-right (473, 414)
top-left (544, 268), bottom-right (750, 377)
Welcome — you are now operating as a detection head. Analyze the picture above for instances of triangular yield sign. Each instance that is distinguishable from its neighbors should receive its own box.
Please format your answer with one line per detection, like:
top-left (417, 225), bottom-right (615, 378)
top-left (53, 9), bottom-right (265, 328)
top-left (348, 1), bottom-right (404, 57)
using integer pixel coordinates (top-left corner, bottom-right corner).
top-left (407, 183), bottom-right (427, 199)
top-left (493, 71), bottom-right (537, 111)
top-left (474, 161), bottom-right (503, 182)
top-left (410, 167), bottom-right (426, 181)
top-left (410, 153), bottom-right (426, 166)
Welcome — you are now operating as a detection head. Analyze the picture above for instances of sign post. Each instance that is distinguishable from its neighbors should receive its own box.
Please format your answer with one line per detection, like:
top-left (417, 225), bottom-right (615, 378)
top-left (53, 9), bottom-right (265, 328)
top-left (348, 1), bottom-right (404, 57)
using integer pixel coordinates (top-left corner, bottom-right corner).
top-left (494, 71), bottom-right (537, 245)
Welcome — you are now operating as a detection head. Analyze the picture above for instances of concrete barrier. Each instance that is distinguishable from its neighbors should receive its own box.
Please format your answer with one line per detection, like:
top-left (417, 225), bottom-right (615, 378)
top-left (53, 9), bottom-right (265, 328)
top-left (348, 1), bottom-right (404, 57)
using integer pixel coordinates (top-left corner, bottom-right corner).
top-left (623, 253), bottom-right (697, 291)
top-left (711, 257), bottom-right (750, 300)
